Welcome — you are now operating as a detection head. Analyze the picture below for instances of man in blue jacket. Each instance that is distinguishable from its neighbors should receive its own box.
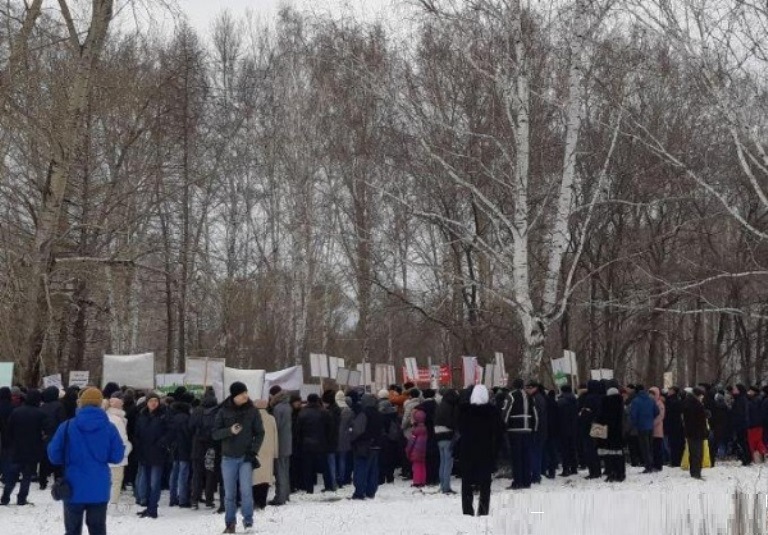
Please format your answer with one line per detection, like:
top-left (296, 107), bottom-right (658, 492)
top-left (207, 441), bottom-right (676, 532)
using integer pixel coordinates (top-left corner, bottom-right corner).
top-left (48, 387), bottom-right (124, 535)
top-left (630, 385), bottom-right (659, 473)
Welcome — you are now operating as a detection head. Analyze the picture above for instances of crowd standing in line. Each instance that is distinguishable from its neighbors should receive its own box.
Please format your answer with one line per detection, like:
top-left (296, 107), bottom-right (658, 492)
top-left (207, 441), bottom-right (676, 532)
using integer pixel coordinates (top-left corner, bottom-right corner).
top-left (0, 376), bottom-right (764, 533)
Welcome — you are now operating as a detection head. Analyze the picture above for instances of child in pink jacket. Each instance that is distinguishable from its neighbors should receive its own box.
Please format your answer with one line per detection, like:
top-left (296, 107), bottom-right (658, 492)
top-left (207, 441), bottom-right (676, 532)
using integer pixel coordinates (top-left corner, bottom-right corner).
top-left (406, 408), bottom-right (428, 487)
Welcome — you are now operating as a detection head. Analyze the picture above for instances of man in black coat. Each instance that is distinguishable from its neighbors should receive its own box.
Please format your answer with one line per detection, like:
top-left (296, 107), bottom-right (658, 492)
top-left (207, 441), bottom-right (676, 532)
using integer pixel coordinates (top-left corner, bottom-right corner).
top-left (168, 395), bottom-right (193, 507)
top-left (189, 392), bottom-right (219, 509)
top-left (682, 388), bottom-right (709, 479)
top-left (503, 378), bottom-right (538, 489)
top-left (578, 380), bottom-right (602, 479)
top-left (349, 393), bottom-right (384, 500)
top-left (38, 386), bottom-right (66, 490)
top-left (731, 384), bottom-right (751, 466)
top-left (1, 389), bottom-right (50, 505)
top-left (664, 387), bottom-right (685, 467)
top-left (134, 393), bottom-right (170, 518)
top-left (557, 385), bottom-right (579, 476)
top-left (0, 387), bottom-right (14, 483)
top-left (295, 393), bottom-right (334, 493)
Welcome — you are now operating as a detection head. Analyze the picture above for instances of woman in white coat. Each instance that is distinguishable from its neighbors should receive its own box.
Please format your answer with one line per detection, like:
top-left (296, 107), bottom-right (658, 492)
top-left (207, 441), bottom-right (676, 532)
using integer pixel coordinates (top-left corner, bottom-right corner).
top-left (252, 399), bottom-right (278, 509)
top-left (105, 393), bottom-right (132, 504)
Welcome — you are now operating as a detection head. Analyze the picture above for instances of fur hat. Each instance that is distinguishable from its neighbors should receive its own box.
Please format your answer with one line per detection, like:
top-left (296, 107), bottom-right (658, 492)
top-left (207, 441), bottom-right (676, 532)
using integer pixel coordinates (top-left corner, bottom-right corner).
top-left (79, 387), bottom-right (104, 408)
top-left (377, 388), bottom-right (390, 400)
top-left (606, 387), bottom-right (620, 396)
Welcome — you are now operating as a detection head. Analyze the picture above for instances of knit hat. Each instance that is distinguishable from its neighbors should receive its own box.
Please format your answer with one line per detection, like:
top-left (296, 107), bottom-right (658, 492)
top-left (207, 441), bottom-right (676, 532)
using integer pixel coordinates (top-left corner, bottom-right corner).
top-left (79, 387), bottom-right (104, 408)
top-left (377, 388), bottom-right (389, 400)
top-left (269, 385), bottom-right (282, 397)
top-left (146, 391), bottom-right (161, 402)
top-left (229, 381), bottom-right (248, 398)
top-left (109, 396), bottom-right (124, 409)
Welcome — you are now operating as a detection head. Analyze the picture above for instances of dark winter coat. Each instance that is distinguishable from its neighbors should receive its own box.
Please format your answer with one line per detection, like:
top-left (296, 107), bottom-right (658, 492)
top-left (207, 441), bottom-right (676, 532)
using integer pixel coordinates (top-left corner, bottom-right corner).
top-left (731, 390), bottom-right (750, 432)
top-left (578, 381), bottom-right (602, 434)
top-left (350, 394), bottom-right (384, 457)
top-left (596, 393), bottom-right (625, 453)
top-left (711, 396), bottom-right (730, 443)
top-left (189, 394), bottom-right (219, 460)
top-left (212, 397), bottom-right (265, 459)
top-left (531, 391), bottom-right (548, 443)
top-left (326, 403), bottom-right (341, 452)
top-left (5, 390), bottom-right (51, 464)
top-left (168, 401), bottom-right (193, 462)
top-left (682, 394), bottom-right (709, 440)
top-left (664, 393), bottom-right (684, 438)
top-left (295, 401), bottom-right (333, 455)
top-left (748, 396), bottom-right (764, 429)
top-left (41, 386), bottom-right (67, 433)
top-left (434, 390), bottom-right (459, 441)
top-left (557, 392), bottom-right (579, 439)
top-left (457, 403), bottom-right (504, 484)
top-left (0, 387), bottom-right (13, 460)
top-left (269, 392), bottom-right (293, 458)
top-left (629, 391), bottom-right (659, 433)
top-left (337, 405), bottom-right (354, 453)
top-left (47, 406), bottom-right (124, 504)
top-left (503, 389), bottom-right (538, 433)
top-left (545, 391), bottom-right (559, 441)
top-left (135, 404), bottom-right (171, 466)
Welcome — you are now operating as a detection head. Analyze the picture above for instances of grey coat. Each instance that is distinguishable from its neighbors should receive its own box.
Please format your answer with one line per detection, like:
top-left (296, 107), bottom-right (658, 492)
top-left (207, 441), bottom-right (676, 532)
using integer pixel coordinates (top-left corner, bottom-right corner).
top-left (270, 392), bottom-right (293, 458)
top-left (337, 406), bottom-right (354, 453)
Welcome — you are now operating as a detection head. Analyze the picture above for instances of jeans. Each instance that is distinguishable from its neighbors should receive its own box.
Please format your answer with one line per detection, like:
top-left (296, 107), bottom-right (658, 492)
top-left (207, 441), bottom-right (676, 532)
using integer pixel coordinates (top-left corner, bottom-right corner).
top-left (273, 457), bottom-right (290, 504)
top-left (63, 502), bottom-right (107, 535)
top-left (221, 456), bottom-right (254, 527)
top-left (169, 460), bottom-right (190, 506)
top-left (1, 461), bottom-right (35, 504)
top-left (437, 440), bottom-right (454, 492)
top-left (352, 450), bottom-right (380, 499)
top-left (530, 436), bottom-right (545, 482)
top-left (140, 464), bottom-right (163, 514)
top-left (327, 453), bottom-right (338, 489)
top-left (335, 452), bottom-right (349, 486)
top-left (134, 463), bottom-right (146, 505)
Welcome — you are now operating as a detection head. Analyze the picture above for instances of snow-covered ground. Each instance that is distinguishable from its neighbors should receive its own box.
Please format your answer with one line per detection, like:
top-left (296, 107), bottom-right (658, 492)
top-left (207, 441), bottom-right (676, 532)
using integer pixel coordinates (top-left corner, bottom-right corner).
top-left (4, 462), bottom-right (767, 534)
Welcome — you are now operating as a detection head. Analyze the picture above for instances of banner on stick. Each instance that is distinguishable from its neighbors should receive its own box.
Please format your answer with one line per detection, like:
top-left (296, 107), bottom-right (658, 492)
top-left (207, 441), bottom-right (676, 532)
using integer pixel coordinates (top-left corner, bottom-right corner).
top-left (103, 353), bottom-right (155, 390)
top-left (402, 365), bottom-right (451, 385)
top-left (264, 366), bottom-right (304, 395)
top-left (589, 369), bottom-right (614, 381)
top-left (185, 357), bottom-right (225, 401)
top-left (224, 367), bottom-right (265, 400)
top-left (69, 371), bottom-right (90, 388)
top-left (0, 362), bottom-right (13, 388)
top-left (43, 374), bottom-right (63, 389)
top-left (309, 353), bottom-right (329, 379)
top-left (156, 373), bottom-right (186, 394)
top-left (462, 356), bottom-right (479, 387)
top-left (335, 367), bottom-right (351, 386)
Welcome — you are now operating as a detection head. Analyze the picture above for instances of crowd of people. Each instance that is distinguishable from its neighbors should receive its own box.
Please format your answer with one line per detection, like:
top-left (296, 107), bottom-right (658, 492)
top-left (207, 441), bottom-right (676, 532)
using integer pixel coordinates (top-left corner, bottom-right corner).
top-left (0, 377), bottom-right (764, 533)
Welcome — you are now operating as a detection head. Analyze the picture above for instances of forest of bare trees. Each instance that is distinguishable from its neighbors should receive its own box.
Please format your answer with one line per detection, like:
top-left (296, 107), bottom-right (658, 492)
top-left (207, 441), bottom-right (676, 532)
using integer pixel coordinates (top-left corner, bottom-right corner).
top-left (3, 0), bottom-right (768, 389)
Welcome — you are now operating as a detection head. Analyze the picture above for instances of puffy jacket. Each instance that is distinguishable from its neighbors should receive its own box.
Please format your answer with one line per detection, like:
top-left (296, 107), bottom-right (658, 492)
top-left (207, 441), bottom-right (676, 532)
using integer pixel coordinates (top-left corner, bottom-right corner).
top-left (682, 394), bottom-right (709, 440)
top-left (212, 397), bottom-right (265, 459)
top-left (406, 410), bottom-right (428, 462)
top-left (41, 386), bottom-right (67, 438)
top-left (296, 401), bottom-right (333, 455)
top-left (47, 406), bottom-right (124, 503)
top-left (434, 390), bottom-right (459, 441)
top-left (630, 391), bottom-right (659, 433)
top-left (106, 407), bottom-right (132, 467)
top-left (135, 404), bottom-right (170, 466)
top-left (168, 401), bottom-right (193, 462)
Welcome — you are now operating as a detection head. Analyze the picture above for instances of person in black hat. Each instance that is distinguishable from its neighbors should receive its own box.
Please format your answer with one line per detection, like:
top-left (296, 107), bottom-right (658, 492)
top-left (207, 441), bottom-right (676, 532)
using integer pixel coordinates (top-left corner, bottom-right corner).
top-left (213, 382), bottom-right (265, 534)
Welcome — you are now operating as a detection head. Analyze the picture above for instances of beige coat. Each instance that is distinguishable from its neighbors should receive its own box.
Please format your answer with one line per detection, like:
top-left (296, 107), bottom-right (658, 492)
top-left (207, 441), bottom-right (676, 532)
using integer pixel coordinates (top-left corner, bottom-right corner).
top-left (252, 408), bottom-right (278, 486)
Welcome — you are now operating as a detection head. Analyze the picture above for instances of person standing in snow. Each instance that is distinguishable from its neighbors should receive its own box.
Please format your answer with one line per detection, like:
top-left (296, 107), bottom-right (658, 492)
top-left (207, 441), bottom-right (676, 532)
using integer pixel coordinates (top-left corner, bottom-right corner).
top-left (252, 399), bottom-right (278, 510)
top-left (664, 387), bottom-right (685, 467)
top-left (557, 385), bottom-right (579, 476)
top-left (213, 382), bottom-right (265, 534)
top-left (434, 388), bottom-right (459, 494)
top-left (578, 380), bottom-right (602, 479)
top-left (629, 385), bottom-right (659, 473)
top-left (106, 393), bottom-right (132, 505)
top-left (48, 387), bottom-right (124, 535)
top-left (746, 385), bottom-right (766, 463)
top-left (267, 386), bottom-right (292, 506)
top-left (503, 378), bottom-right (537, 489)
top-left (595, 387), bottom-right (625, 482)
top-left (731, 384), bottom-right (751, 466)
top-left (39, 385), bottom-right (67, 490)
top-left (682, 387), bottom-right (708, 479)
top-left (134, 392), bottom-right (170, 518)
top-left (335, 390), bottom-right (354, 487)
top-left (458, 385), bottom-right (504, 516)
top-left (649, 387), bottom-right (665, 471)
top-left (189, 391), bottom-right (219, 510)
top-left (407, 408), bottom-right (428, 488)
top-left (349, 393), bottom-right (384, 500)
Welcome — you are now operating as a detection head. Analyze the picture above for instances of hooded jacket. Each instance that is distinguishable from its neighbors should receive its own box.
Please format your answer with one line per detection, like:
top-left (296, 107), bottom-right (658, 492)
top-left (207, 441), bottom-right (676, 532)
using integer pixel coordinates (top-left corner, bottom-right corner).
top-left (630, 390), bottom-right (659, 433)
top-left (135, 403), bottom-right (170, 466)
top-left (406, 409), bottom-right (428, 462)
top-left (41, 386), bottom-right (67, 438)
top-left (47, 405), bottom-right (124, 503)
top-left (213, 396), bottom-right (265, 459)
top-left (189, 394), bottom-right (219, 460)
top-left (350, 394), bottom-right (384, 457)
top-left (5, 389), bottom-right (51, 463)
top-left (434, 389), bottom-right (459, 441)
top-left (106, 406), bottom-right (132, 467)
top-left (169, 401), bottom-right (193, 462)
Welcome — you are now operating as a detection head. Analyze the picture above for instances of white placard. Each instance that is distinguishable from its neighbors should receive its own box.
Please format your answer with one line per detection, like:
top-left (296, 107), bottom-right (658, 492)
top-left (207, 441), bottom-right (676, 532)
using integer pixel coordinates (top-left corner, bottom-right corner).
top-left (300, 383), bottom-right (322, 400)
top-left (43, 374), bottom-right (63, 389)
top-left (328, 357), bottom-right (345, 380)
top-left (185, 357), bottom-right (226, 402)
top-left (404, 358), bottom-right (419, 383)
top-left (484, 364), bottom-right (496, 389)
top-left (335, 367), bottom-right (351, 386)
top-left (375, 364), bottom-right (389, 390)
top-left (494, 352), bottom-right (507, 387)
top-left (0, 362), bottom-right (13, 388)
top-left (309, 353), bottom-right (329, 378)
top-left (224, 367), bottom-right (266, 400)
top-left (356, 363), bottom-right (373, 386)
top-left (103, 353), bottom-right (155, 390)
top-left (462, 356), bottom-right (478, 387)
top-left (590, 368), bottom-right (614, 380)
top-left (68, 371), bottom-right (90, 388)
top-left (562, 350), bottom-right (578, 375)
top-left (264, 366), bottom-right (304, 396)
top-left (348, 370), bottom-right (362, 387)
top-left (155, 373), bottom-right (186, 394)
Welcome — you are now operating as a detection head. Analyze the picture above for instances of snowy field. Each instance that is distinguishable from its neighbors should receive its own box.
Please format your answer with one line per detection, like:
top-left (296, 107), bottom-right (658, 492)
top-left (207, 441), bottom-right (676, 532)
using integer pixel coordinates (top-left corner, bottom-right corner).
top-left (4, 462), bottom-right (768, 534)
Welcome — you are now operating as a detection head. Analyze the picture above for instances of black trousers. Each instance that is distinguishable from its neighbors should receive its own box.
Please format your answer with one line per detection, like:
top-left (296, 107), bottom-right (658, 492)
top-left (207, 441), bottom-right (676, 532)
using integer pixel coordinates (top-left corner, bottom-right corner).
top-left (461, 478), bottom-right (491, 516)
top-left (736, 430), bottom-right (751, 465)
top-left (687, 439), bottom-right (704, 478)
top-left (559, 435), bottom-right (578, 473)
top-left (38, 455), bottom-right (61, 488)
top-left (252, 483), bottom-right (269, 509)
top-left (652, 437), bottom-right (664, 470)
top-left (637, 431), bottom-right (653, 470)
top-left (668, 433), bottom-right (685, 467)
top-left (509, 433), bottom-right (532, 488)
top-left (191, 458), bottom-right (217, 505)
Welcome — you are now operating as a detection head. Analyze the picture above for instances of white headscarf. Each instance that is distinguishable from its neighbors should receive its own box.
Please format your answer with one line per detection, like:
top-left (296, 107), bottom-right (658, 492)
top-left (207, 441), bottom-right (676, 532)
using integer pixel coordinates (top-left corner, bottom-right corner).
top-left (470, 385), bottom-right (489, 405)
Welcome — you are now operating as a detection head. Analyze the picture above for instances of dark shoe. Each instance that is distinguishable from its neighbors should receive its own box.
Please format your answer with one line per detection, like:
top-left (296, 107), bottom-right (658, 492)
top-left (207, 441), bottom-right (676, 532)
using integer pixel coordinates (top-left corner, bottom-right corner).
top-left (605, 476), bottom-right (615, 482)
top-left (267, 499), bottom-right (285, 506)
top-left (244, 521), bottom-right (253, 529)
top-left (191, 504), bottom-right (199, 510)
top-left (178, 503), bottom-right (191, 508)
top-left (443, 489), bottom-right (457, 495)
top-left (205, 502), bottom-right (216, 509)
top-left (223, 525), bottom-right (236, 534)
top-left (16, 500), bottom-right (32, 506)
top-left (217, 506), bottom-right (225, 514)
top-left (585, 474), bottom-right (601, 480)
top-left (169, 500), bottom-right (178, 507)
top-left (138, 510), bottom-right (158, 518)
top-left (641, 468), bottom-right (653, 474)
top-left (136, 509), bottom-right (148, 517)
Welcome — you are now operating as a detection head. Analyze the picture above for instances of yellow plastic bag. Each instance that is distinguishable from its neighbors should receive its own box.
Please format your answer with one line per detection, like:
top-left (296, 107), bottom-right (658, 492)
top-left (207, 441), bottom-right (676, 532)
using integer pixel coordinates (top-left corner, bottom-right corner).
top-left (680, 440), bottom-right (712, 470)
